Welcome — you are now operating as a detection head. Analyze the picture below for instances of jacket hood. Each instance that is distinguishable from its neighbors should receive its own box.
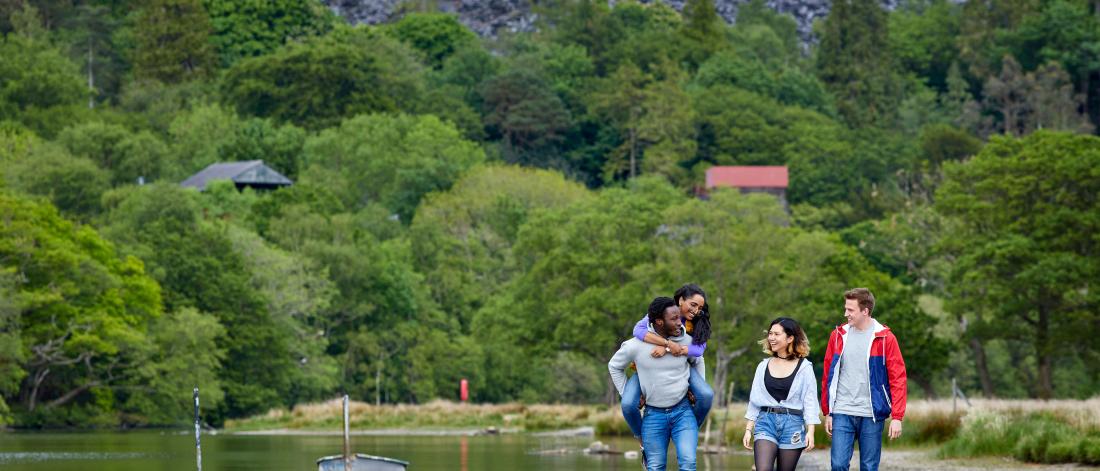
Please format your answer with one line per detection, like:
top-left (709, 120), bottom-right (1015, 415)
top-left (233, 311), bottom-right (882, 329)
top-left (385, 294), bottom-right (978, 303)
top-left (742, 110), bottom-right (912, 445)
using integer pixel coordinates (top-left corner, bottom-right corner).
top-left (835, 319), bottom-right (891, 337)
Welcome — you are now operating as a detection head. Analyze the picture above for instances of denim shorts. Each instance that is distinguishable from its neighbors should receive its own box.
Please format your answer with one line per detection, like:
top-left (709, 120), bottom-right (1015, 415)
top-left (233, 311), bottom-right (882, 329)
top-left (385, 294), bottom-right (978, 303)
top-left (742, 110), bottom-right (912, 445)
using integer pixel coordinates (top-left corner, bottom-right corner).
top-left (754, 411), bottom-right (807, 450)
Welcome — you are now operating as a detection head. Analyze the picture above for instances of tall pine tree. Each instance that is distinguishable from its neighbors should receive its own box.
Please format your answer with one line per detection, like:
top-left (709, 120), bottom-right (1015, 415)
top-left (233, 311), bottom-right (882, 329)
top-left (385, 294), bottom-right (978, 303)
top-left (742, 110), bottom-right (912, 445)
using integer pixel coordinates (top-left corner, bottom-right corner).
top-left (680, 0), bottom-right (724, 69)
top-left (816, 0), bottom-right (898, 128)
top-left (133, 0), bottom-right (216, 83)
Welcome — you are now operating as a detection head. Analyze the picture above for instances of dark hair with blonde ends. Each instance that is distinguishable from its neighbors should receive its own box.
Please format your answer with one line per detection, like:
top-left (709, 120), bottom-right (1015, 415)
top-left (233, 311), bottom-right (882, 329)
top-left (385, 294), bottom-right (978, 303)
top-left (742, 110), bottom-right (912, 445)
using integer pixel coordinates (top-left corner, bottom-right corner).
top-left (759, 317), bottom-right (810, 358)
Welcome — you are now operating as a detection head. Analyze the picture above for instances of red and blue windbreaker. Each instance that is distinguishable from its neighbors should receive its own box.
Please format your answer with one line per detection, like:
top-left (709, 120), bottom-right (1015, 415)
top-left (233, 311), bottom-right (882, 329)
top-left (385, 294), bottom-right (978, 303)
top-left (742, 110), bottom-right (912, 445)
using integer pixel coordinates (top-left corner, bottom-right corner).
top-left (820, 319), bottom-right (908, 422)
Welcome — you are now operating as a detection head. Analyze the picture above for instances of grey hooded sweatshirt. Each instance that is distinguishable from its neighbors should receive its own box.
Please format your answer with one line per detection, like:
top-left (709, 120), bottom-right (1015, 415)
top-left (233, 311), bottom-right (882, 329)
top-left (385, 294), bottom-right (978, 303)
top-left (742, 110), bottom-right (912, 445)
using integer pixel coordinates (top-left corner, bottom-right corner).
top-left (608, 331), bottom-right (705, 408)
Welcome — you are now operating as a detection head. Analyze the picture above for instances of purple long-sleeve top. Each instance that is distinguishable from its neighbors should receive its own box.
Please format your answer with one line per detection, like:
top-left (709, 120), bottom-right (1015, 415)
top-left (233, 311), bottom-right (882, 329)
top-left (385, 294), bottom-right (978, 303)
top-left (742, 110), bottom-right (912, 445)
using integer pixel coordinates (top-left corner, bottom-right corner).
top-left (633, 316), bottom-right (706, 358)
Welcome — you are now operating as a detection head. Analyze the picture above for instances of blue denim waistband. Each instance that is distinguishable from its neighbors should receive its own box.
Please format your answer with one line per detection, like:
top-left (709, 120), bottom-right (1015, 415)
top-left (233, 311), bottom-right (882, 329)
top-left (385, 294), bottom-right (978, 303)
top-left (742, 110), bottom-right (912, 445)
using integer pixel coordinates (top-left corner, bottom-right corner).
top-left (648, 396), bottom-right (691, 413)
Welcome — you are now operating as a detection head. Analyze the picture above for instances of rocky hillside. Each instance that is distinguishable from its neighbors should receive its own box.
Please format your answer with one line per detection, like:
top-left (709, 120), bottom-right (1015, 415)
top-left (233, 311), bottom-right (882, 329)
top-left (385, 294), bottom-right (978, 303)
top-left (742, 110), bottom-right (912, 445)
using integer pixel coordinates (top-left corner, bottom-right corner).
top-left (322, 0), bottom-right (900, 43)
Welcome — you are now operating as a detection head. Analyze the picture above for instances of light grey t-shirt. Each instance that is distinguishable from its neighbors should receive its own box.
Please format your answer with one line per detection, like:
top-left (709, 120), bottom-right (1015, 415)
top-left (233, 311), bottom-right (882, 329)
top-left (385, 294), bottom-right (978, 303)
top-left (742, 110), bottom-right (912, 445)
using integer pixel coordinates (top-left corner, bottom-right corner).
top-left (832, 325), bottom-right (874, 417)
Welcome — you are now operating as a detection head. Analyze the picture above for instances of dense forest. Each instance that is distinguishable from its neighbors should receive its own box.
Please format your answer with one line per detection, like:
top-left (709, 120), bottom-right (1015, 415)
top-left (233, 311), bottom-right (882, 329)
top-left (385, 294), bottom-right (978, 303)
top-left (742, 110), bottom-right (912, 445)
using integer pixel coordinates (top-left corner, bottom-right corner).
top-left (0, 0), bottom-right (1097, 428)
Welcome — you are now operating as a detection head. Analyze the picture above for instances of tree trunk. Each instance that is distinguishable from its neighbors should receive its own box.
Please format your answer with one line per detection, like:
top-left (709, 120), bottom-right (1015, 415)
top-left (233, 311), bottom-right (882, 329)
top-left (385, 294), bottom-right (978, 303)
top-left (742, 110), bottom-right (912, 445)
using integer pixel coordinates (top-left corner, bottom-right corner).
top-left (713, 353), bottom-right (729, 408)
top-left (375, 360), bottom-right (382, 406)
top-left (915, 375), bottom-right (936, 399)
top-left (629, 127), bottom-right (637, 179)
top-left (970, 338), bottom-right (995, 398)
top-left (88, 41), bottom-right (95, 109)
top-left (711, 346), bottom-right (746, 408)
top-left (27, 368), bottom-right (50, 411)
top-left (46, 381), bottom-right (100, 409)
top-left (605, 375), bottom-right (619, 407)
top-left (1036, 304), bottom-right (1053, 399)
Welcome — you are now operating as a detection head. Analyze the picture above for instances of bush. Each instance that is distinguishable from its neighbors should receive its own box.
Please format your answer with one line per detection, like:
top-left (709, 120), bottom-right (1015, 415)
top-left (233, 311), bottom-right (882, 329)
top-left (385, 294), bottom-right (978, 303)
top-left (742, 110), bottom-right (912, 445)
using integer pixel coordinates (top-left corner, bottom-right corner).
top-left (942, 411), bottom-right (1099, 465)
top-left (1078, 437), bottom-right (1100, 465)
top-left (595, 414), bottom-right (632, 437)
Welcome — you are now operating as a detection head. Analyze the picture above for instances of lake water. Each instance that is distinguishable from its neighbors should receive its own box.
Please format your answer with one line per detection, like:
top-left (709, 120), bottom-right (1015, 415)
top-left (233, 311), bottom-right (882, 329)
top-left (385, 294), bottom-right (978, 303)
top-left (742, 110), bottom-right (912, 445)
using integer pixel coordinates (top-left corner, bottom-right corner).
top-left (0, 431), bottom-right (755, 470)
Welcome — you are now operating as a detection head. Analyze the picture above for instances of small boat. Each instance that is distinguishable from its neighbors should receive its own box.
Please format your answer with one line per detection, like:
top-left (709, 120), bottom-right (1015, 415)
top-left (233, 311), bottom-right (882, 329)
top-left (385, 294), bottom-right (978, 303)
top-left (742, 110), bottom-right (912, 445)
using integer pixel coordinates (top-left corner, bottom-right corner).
top-left (315, 395), bottom-right (409, 470)
top-left (316, 453), bottom-right (410, 471)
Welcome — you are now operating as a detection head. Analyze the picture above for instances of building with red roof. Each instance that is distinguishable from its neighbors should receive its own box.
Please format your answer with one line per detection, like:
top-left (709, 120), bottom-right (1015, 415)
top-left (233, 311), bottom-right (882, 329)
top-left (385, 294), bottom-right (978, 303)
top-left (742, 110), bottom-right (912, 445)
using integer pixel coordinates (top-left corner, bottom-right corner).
top-left (704, 166), bottom-right (789, 211)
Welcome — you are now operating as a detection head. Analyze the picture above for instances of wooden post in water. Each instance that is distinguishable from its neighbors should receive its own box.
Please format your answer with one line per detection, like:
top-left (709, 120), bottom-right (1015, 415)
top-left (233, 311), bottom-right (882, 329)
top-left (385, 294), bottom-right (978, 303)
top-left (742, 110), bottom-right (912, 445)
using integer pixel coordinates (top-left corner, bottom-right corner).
top-left (194, 387), bottom-right (202, 471)
top-left (343, 394), bottom-right (351, 470)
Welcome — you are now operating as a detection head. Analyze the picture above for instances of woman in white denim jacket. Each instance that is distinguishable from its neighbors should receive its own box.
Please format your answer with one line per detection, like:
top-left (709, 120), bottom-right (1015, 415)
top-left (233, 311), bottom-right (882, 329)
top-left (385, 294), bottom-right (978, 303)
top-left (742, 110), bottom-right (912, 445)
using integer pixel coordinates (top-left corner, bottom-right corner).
top-left (742, 317), bottom-right (821, 471)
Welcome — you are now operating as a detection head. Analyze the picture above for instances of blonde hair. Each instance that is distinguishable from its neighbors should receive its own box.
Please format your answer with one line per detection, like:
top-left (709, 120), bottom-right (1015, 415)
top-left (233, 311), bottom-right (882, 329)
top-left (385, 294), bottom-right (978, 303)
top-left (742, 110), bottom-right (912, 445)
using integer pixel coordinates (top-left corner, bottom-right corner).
top-left (758, 317), bottom-right (810, 358)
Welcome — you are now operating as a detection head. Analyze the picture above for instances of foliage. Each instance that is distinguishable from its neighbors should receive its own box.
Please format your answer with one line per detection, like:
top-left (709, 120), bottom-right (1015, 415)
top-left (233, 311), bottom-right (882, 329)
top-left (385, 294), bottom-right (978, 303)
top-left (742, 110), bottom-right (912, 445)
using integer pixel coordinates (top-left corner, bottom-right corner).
top-left (204, 0), bottom-right (335, 67)
top-left (410, 165), bottom-right (591, 325)
top-left (386, 13), bottom-right (477, 69)
top-left (4, 138), bottom-right (110, 219)
top-left (301, 113), bottom-right (484, 221)
top-left (99, 184), bottom-right (296, 420)
top-left (221, 27), bottom-right (425, 130)
top-left (0, 191), bottom-right (162, 426)
top-left (132, 0), bottom-right (217, 83)
top-left (936, 131), bottom-right (1100, 399)
top-left (0, 7), bottom-right (86, 124)
top-left (816, 0), bottom-right (900, 127)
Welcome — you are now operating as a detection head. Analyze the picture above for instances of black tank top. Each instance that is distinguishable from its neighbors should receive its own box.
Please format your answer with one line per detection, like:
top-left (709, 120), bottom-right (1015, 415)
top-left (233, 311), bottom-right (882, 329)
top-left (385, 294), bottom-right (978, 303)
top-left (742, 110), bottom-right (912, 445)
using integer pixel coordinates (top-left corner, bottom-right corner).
top-left (764, 358), bottom-right (803, 403)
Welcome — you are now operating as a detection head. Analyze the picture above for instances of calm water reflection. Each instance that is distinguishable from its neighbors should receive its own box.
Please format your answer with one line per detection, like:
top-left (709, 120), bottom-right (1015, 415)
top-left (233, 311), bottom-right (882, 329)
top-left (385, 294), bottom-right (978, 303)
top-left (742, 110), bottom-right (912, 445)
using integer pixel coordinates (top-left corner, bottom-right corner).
top-left (0, 431), bottom-right (753, 471)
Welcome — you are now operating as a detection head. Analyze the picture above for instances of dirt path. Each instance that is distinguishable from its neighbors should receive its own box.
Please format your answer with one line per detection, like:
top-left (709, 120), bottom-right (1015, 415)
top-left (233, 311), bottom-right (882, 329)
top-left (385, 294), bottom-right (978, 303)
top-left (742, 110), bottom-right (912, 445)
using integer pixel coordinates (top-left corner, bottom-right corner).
top-left (792, 448), bottom-right (1096, 470)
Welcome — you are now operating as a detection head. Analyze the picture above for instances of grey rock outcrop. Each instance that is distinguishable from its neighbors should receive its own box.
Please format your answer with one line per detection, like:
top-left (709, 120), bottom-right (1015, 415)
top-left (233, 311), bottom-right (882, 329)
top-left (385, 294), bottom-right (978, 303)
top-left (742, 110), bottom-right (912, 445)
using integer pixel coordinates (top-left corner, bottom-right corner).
top-left (321, 0), bottom-right (900, 44)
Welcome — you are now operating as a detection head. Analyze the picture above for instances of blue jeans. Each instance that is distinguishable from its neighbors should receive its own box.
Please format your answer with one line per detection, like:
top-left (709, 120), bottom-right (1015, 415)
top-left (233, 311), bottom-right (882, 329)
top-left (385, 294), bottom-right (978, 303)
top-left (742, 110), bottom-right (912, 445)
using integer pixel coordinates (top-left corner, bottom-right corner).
top-left (641, 397), bottom-right (697, 471)
top-left (621, 368), bottom-right (713, 438)
top-left (829, 413), bottom-right (884, 471)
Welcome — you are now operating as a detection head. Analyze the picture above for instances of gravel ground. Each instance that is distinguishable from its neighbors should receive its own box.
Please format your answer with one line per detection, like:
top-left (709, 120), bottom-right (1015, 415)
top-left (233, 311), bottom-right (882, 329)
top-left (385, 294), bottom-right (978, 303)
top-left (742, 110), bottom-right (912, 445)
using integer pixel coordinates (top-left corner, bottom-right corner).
top-left (792, 448), bottom-right (1097, 470)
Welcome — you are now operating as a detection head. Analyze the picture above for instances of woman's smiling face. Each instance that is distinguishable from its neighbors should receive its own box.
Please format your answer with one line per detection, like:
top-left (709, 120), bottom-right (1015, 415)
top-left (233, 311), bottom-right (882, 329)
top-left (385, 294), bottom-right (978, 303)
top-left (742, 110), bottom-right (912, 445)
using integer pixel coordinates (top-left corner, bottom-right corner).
top-left (679, 294), bottom-right (705, 320)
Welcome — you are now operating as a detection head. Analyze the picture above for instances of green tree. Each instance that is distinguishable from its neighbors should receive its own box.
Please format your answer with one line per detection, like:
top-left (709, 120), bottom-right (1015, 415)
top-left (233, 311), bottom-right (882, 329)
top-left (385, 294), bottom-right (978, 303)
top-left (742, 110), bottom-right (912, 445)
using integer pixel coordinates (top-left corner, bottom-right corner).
top-left (481, 68), bottom-right (573, 167)
top-left (484, 177), bottom-right (683, 401)
top-left (300, 113), bottom-right (484, 222)
top-left (124, 307), bottom-right (226, 424)
top-left (816, 0), bottom-right (899, 127)
top-left (0, 5), bottom-right (86, 123)
top-left (1025, 62), bottom-right (1094, 134)
top-left (636, 68), bottom-right (696, 187)
top-left (262, 206), bottom-right (448, 403)
top-left (4, 141), bottom-right (110, 219)
top-left (679, 0), bottom-right (725, 68)
top-left (956, 0), bottom-right (1038, 80)
top-left (221, 27), bottom-right (425, 130)
top-left (100, 184), bottom-right (296, 419)
top-left (386, 13), bottom-right (477, 69)
top-left (936, 131), bottom-right (1100, 399)
top-left (0, 191), bottom-right (162, 425)
top-left (57, 121), bottom-right (171, 185)
top-left (541, 0), bottom-right (625, 74)
top-left (204, 0), bottom-right (335, 66)
top-left (225, 225), bottom-right (338, 404)
top-left (888, 0), bottom-right (962, 91)
top-left (164, 104), bottom-right (307, 180)
top-left (982, 55), bottom-right (1031, 136)
top-left (589, 62), bottom-right (648, 179)
top-left (133, 0), bottom-right (217, 82)
top-left (61, 3), bottom-right (123, 106)
top-left (410, 165), bottom-right (591, 325)
top-left (0, 268), bottom-right (24, 424)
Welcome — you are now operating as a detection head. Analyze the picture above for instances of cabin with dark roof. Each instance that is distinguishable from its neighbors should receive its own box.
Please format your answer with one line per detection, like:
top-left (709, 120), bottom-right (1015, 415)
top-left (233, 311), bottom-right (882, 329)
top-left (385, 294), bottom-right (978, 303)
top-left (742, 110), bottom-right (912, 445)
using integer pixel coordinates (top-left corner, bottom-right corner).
top-left (181, 160), bottom-right (293, 191)
top-left (704, 166), bottom-right (789, 212)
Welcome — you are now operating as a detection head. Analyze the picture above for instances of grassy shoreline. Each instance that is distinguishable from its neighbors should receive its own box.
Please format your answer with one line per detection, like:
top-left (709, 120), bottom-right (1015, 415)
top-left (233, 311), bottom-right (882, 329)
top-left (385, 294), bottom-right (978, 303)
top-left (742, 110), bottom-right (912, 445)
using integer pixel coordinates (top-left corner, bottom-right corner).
top-left (224, 399), bottom-right (619, 432)
top-left (227, 398), bottom-right (1100, 466)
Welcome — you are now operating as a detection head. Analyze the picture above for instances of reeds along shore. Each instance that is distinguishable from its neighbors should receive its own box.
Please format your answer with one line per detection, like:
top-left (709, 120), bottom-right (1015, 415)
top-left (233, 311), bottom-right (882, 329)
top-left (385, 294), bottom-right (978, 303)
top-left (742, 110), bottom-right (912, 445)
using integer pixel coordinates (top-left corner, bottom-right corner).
top-left (227, 398), bottom-right (1100, 465)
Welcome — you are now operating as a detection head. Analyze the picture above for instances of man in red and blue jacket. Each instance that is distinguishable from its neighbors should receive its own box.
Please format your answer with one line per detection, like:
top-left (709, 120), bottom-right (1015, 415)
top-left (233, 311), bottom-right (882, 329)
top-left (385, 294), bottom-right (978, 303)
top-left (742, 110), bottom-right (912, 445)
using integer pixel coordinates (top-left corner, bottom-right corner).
top-left (820, 288), bottom-right (907, 471)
